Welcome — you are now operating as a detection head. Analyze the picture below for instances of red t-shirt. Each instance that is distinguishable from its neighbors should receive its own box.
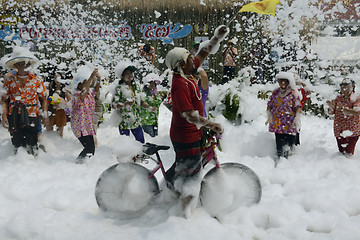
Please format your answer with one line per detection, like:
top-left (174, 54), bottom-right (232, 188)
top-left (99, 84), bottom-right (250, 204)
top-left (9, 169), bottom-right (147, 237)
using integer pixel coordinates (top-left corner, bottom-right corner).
top-left (170, 58), bottom-right (204, 143)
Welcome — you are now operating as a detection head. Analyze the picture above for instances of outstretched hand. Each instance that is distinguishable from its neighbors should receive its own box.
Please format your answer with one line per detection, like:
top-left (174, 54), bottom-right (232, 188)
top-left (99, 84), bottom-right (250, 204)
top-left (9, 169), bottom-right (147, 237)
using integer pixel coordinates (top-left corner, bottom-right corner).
top-left (210, 122), bottom-right (223, 135)
top-left (218, 25), bottom-right (228, 36)
top-left (91, 68), bottom-right (101, 80)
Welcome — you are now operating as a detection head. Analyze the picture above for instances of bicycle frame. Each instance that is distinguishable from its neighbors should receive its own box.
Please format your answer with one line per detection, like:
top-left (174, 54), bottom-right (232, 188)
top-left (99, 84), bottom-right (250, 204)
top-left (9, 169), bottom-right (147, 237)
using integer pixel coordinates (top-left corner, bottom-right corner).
top-left (201, 134), bottom-right (221, 169)
top-left (132, 133), bottom-right (221, 182)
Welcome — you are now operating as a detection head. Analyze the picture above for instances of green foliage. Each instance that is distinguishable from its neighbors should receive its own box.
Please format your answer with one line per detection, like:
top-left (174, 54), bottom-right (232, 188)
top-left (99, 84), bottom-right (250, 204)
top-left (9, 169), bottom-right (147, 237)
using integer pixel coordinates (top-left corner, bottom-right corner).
top-left (301, 94), bottom-right (329, 119)
top-left (257, 90), bottom-right (273, 100)
top-left (221, 92), bottom-right (241, 123)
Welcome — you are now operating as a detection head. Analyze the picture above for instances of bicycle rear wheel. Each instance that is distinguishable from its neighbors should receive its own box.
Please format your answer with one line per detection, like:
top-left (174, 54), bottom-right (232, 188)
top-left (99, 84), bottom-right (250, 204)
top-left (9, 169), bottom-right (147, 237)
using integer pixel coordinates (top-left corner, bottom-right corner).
top-left (95, 162), bottom-right (160, 218)
top-left (200, 162), bottom-right (262, 216)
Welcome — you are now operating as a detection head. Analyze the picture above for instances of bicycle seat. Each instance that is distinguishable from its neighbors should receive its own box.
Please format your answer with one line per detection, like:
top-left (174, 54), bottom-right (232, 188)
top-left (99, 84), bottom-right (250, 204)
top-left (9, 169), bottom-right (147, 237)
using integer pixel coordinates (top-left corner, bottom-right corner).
top-left (142, 143), bottom-right (170, 155)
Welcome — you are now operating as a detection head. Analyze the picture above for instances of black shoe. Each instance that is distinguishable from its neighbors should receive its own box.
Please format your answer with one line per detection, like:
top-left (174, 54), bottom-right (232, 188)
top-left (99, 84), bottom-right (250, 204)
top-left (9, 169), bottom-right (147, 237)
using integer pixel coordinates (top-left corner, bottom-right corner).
top-left (166, 180), bottom-right (175, 191)
top-left (39, 144), bottom-right (47, 153)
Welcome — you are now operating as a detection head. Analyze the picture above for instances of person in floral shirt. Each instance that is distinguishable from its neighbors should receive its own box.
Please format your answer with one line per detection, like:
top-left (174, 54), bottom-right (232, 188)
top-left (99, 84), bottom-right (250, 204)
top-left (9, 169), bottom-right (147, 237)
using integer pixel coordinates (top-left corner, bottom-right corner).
top-left (141, 73), bottom-right (163, 137)
top-left (326, 78), bottom-right (360, 156)
top-left (266, 72), bottom-right (301, 161)
top-left (222, 39), bottom-right (238, 84)
top-left (112, 61), bottom-right (154, 143)
top-left (70, 66), bottom-right (101, 164)
top-left (1, 47), bottom-right (48, 156)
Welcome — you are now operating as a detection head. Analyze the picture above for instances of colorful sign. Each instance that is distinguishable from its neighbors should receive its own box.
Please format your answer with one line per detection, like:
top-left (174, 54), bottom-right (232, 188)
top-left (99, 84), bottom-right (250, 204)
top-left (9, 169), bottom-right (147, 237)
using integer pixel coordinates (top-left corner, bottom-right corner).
top-left (19, 22), bottom-right (132, 40)
top-left (0, 22), bottom-right (192, 43)
top-left (140, 23), bottom-right (192, 44)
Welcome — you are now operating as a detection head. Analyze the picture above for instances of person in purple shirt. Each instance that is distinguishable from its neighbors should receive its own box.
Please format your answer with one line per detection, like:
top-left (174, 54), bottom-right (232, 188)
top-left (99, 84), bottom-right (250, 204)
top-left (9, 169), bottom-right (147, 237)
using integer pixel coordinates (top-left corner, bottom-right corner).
top-left (197, 67), bottom-right (209, 117)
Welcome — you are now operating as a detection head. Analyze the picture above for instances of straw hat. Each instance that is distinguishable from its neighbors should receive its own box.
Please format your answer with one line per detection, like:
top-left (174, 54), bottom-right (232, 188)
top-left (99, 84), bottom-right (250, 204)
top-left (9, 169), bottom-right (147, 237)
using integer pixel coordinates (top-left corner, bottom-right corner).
top-left (4, 46), bottom-right (39, 69)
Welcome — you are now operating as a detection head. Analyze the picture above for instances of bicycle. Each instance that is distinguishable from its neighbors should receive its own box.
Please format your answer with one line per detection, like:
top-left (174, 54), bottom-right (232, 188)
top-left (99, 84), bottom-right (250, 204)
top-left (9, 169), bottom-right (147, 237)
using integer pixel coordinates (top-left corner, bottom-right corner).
top-left (95, 133), bottom-right (262, 218)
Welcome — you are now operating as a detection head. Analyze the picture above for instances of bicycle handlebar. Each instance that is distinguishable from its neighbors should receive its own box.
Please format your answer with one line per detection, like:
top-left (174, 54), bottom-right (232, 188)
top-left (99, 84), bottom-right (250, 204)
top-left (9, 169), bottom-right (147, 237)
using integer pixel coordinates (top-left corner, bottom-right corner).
top-left (205, 131), bottom-right (222, 152)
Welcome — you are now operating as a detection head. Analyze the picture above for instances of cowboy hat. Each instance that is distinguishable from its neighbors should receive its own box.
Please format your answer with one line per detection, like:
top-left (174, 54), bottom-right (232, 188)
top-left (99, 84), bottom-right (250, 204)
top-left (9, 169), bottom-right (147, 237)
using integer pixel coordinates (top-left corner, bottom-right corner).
top-left (4, 46), bottom-right (39, 69)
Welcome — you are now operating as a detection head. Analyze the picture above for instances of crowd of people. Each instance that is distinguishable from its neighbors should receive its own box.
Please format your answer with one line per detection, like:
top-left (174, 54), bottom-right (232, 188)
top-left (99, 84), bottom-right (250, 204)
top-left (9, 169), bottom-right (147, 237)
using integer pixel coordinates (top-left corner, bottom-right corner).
top-left (266, 70), bottom-right (360, 165)
top-left (0, 23), bottom-right (359, 218)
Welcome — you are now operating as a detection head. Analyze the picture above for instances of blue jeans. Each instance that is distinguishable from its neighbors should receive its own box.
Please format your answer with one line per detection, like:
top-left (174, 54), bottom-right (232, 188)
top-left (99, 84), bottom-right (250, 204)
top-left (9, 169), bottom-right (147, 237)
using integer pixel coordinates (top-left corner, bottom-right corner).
top-left (119, 127), bottom-right (145, 143)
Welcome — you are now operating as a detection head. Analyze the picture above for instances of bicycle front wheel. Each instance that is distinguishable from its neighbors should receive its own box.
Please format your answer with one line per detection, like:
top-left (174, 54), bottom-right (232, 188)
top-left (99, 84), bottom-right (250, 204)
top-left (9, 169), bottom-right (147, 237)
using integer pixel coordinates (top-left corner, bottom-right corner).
top-left (95, 162), bottom-right (160, 218)
top-left (200, 162), bottom-right (262, 216)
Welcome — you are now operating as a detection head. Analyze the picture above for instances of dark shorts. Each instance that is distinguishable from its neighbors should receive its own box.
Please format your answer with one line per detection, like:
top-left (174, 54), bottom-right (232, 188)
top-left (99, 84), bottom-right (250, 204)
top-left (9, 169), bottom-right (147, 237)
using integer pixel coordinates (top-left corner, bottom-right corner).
top-left (336, 136), bottom-right (359, 155)
top-left (9, 115), bottom-right (40, 150)
top-left (165, 140), bottom-right (202, 185)
top-left (275, 133), bottom-right (295, 158)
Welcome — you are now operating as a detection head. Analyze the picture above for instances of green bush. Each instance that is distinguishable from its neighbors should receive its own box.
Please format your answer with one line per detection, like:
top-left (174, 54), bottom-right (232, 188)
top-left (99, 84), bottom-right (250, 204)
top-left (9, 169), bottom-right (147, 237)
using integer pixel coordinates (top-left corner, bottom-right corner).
top-left (222, 92), bottom-right (241, 123)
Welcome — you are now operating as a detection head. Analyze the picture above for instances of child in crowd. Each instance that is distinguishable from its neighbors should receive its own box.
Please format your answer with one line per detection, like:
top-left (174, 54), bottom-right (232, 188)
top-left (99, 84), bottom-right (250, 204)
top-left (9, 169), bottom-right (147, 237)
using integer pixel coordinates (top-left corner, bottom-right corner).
top-left (47, 73), bottom-right (71, 137)
top-left (70, 66), bottom-right (100, 164)
top-left (112, 61), bottom-right (155, 143)
top-left (141, 73), bottom-right (163, 137)
top-left (266, 71), bottom-right (301, 163)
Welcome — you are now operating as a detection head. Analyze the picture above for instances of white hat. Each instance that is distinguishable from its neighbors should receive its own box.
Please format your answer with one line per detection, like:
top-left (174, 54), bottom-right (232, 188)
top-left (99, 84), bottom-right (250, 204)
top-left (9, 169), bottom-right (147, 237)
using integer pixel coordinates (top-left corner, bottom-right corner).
top-left (276, 71), bottom-right (298, 91)
top-left (143, 73), bottom-right (161, 85)
top-left (340, 78), bottom-right (354, 86)
top-left (275, 72), bottom-right (295, 83)
top-left (165, 47), bottom-right (190, 70)
top-left (71, 65), bottom-right (93, 92)
top-left (114, 60), bottom-right (136, 79)
top-left (3, 46), bottom-right (39, 69)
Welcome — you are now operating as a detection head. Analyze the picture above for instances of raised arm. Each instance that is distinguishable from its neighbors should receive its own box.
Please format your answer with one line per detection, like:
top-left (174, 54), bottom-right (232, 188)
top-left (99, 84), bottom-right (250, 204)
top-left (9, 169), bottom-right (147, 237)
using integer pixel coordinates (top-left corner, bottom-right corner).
top-left (195, 25), bottom-right (229, 66)
top-left (80, 68), bottom-right (100, 100)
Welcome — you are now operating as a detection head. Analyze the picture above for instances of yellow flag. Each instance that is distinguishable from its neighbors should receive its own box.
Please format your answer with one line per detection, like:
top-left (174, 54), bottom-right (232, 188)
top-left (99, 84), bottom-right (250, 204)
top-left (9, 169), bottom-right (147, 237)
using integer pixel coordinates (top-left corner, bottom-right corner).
top-left (239, 0), bottom-right (281, 16)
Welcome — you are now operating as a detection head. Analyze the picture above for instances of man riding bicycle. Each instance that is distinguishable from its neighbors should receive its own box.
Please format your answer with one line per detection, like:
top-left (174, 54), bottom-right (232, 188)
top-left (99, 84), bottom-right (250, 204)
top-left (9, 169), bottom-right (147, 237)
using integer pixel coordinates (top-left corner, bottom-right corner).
top-left (165, 25), bottom-right (229, 217)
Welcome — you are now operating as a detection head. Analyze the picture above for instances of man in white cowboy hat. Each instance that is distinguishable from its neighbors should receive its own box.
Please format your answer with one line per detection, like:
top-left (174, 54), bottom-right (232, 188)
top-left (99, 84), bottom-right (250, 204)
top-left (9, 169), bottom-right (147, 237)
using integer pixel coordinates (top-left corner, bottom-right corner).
top-left (1, 46), bottom-right (48, 156)
top-left (164, 24), bottom-right (228, 218)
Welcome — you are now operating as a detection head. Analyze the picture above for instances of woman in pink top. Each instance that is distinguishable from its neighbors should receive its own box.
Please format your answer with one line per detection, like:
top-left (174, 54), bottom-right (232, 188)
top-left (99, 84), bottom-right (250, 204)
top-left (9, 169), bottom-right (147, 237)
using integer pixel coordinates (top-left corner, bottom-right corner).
top-left (326, 79), bottom-right (360, 156)
top-left (266, 72), bottom-right (301, 162)
top-left (70, 67), bottom-right (101, 164)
